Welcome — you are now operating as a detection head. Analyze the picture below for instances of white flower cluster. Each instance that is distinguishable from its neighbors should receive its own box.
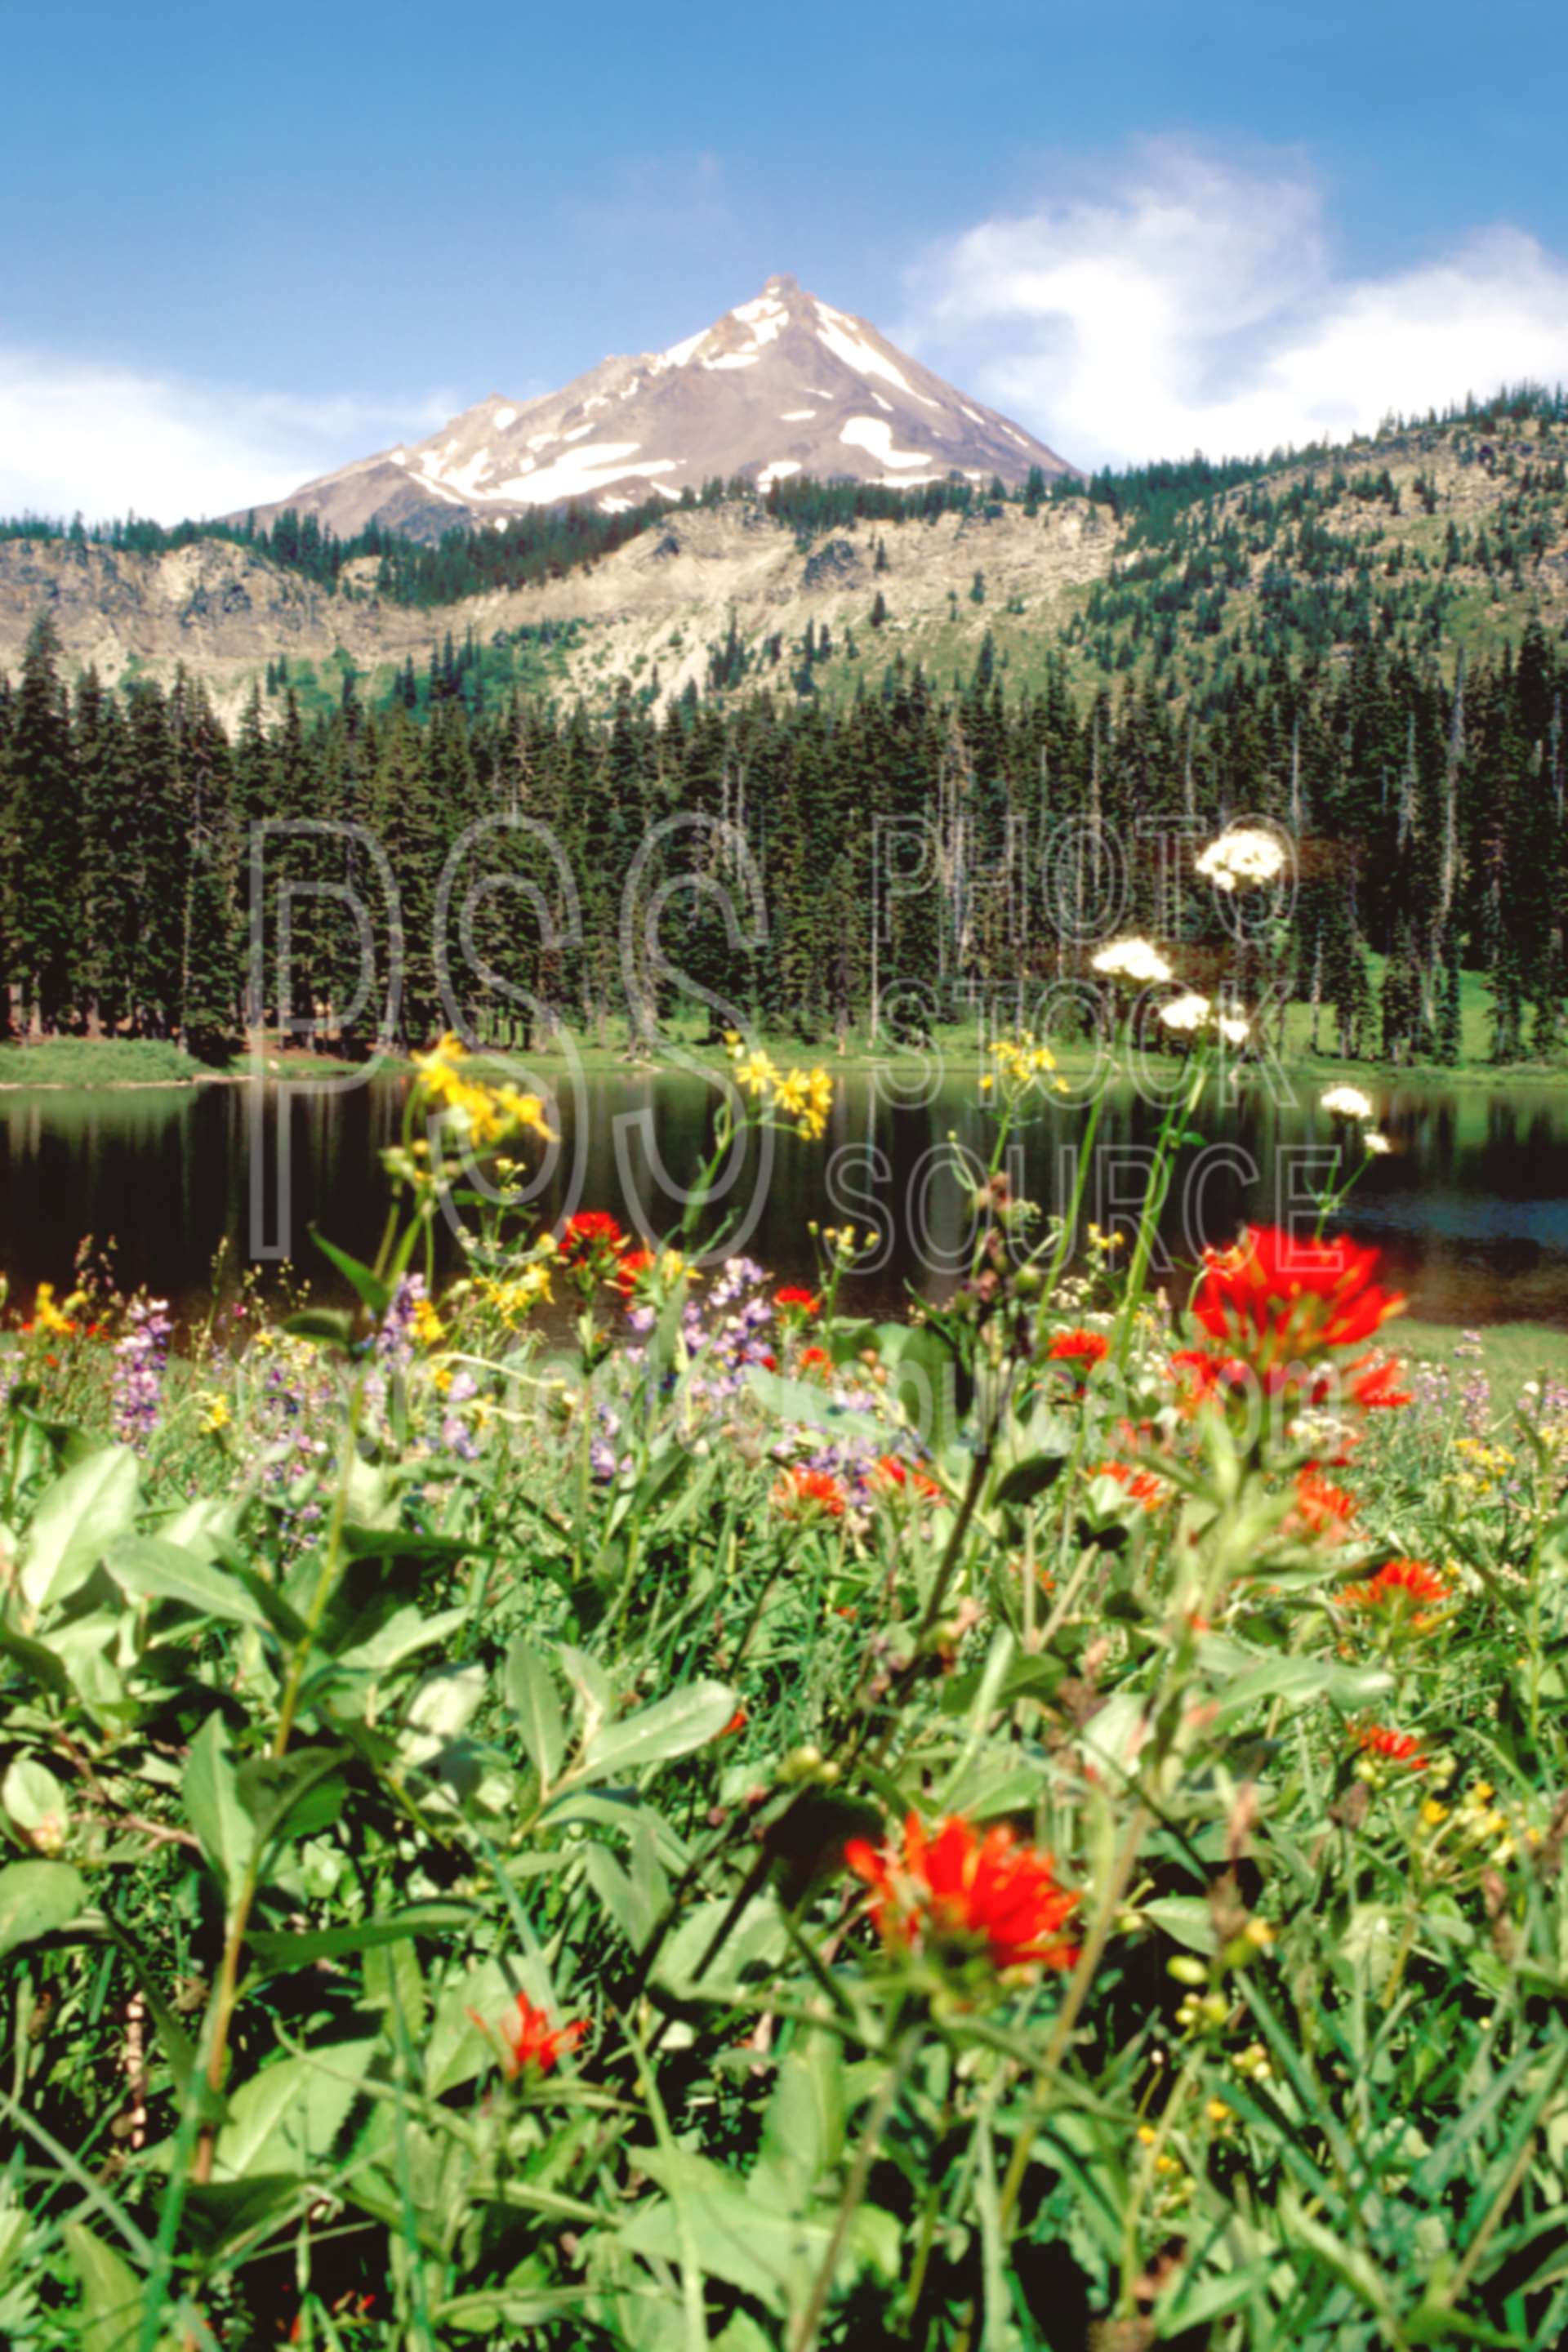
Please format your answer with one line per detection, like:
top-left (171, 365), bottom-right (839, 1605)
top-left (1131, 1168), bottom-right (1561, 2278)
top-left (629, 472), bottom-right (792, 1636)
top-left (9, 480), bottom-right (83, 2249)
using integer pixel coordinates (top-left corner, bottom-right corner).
top-left (1157, 990), bottom-right (1211, 1034)
top-left (1091, 937), bottom-right (1174, 986)
top-left (1156, 990), bottom-right (1251, 1049)
top-left (1319, 1084), bottom-right (1391, 1156)
top-left (1196, 828), bottom-right (1286, 893)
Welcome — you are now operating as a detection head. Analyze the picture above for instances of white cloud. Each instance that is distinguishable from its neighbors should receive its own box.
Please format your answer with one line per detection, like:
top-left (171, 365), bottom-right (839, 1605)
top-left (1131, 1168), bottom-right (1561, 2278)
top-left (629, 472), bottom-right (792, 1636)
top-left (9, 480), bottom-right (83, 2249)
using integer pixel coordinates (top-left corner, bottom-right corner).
top-left (0, 348), bottom-right (457, 525)
top-left (901, 142), bottom-right (1568, 469)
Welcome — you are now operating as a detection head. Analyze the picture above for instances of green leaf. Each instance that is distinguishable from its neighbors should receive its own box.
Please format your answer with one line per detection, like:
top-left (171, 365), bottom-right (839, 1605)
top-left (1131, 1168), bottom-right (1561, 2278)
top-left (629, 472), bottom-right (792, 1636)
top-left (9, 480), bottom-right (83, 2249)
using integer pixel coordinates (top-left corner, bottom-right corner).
top-left (0, 1623), bottom-right (72, 1703)
top-left (0, 1859), bottom-right (85, 1955)
top-left (18, 1444), bottom-right (140, 1614)
top-left (991, 1448), bottom-right (1071, 1507)
top-left (212, 2040), bottom-right (377, 2181)
top-left (577, 1679), bottom-right (738, 1782)
top-left (103, 1535), bottom-right (270, 1629)
top-left (247, 1907), bottom-right (472, 1976)
top-left (1141, 1895), bottom-right (1218, 1956)
top-left (235, 1748), bottom-right (348, 1849)
top-left (339, 1525), bottom-right (469, 1561)
top-left (506, 1642), bottom-right (566, 1785)
top-left (886, 1323), bottom-right (965, 1452)
top-left (0, 1755), bottom-right (69, 1837)
top-left (310, 1229), bottom-right (392, 1316)
top-left (183, 1713), bottom-right (257, 1901)
top-left (743, 1366), bottom-right (884, 1443)
top-left (60, 2222), bottom-right (143, 2352)
top-left (282, 1307), bottom-right (356, 1352)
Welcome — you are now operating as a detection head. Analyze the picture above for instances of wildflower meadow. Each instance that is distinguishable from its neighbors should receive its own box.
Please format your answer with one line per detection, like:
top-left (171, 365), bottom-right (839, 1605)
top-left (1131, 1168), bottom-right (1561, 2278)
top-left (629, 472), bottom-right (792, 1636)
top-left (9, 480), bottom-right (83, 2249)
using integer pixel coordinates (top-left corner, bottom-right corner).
top-left (2, 892), bottom-right (1568, 2350)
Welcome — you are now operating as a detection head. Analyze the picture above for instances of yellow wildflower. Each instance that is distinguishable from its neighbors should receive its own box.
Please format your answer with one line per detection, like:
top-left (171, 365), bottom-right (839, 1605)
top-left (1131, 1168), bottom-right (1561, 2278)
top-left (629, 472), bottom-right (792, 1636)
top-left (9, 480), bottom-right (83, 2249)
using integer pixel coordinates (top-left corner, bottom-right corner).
top-left (411, 1298), bottom-right (447, 1349)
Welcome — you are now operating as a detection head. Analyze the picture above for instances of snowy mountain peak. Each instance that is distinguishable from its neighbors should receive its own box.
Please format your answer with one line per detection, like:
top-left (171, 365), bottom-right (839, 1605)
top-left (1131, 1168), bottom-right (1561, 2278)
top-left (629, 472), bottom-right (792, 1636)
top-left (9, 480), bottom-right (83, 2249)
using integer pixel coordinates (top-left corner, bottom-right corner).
top-left (241, 278), bottom-right (1076, 542)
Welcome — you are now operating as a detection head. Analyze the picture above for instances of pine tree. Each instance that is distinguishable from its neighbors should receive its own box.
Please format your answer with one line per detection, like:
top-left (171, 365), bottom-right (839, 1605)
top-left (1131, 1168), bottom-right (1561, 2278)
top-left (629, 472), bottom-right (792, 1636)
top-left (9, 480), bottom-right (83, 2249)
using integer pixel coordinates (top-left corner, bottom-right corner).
top-left (5, 616), bottom-right (78, 1033)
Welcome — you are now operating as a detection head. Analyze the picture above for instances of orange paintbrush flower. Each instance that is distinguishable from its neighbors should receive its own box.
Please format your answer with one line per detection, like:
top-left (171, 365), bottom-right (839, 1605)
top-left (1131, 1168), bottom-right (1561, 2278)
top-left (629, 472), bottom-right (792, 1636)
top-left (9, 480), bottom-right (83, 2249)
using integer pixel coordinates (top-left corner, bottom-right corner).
top-left (1192, 1226), bottom-right (1404, 1392)
top-left (1339, 1557), bottom-right (1450, 1628)
top-left (1356, 1725), bottom-right (1429, 1771)
top-left (472, 1991), bottom-right (588, 2079)
top-left (845, 1813), bottom-right (1079, 1973)
top-left (1046, 1327), bottom-right (1110, 1386)
top-left (771, 1466), bottom-right (846, 1519)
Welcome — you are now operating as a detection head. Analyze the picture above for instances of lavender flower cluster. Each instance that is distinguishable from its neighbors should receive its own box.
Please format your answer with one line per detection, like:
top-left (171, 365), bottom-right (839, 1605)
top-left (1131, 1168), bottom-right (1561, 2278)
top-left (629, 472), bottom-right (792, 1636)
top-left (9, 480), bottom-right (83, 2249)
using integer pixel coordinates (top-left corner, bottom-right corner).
top-left (113, 1297), bottom-right (172, 1450)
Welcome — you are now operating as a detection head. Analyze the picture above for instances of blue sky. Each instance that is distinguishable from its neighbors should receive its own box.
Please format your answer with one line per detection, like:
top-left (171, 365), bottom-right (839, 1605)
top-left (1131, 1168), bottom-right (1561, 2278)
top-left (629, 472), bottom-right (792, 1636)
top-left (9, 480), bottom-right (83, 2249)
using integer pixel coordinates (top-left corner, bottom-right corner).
top-left (7, 0), bottom-right (1568, 516)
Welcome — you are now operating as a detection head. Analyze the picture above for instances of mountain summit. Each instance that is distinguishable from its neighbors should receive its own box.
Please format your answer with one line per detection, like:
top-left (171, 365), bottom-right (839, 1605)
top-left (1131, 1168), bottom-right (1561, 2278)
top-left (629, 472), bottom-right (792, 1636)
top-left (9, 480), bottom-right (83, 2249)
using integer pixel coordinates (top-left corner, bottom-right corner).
top-left (244, 275), bottom-right (1076, 540)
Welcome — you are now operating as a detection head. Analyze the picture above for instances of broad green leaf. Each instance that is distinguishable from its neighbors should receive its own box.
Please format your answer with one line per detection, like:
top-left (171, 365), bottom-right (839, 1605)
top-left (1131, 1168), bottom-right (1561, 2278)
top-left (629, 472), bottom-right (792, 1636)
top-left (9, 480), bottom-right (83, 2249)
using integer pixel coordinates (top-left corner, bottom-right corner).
top-left (18, 1444), bottom-right (140, 1614)
top-left (0, 1623), bottom-right (72, 1703)
top-left (991, 1446), bottom-right (1072, 1507)
top-left (404, 1664), bottom-right (487, 1743)
top-left (336, 1602), bottom-right (467, 1676)
top-left (212, 2039), bottom-right (376, 2180)
top-left (0, 1860), bottom-right (85, 1955)
top-left (0, 1755), bottom-right (69, 1838)
top-left (310, 1228), bottom-right (392, 1315)
top-left (103, 1535), bottom-right (270, 1629)
top-left (183, 1713), bottom-right (257, 1900)
top-left (506, 1642), bottom-right (566, 1785)
top-left (235, 1748), bottom-right (348, 1848)
top-left (1141, 1895), bottom-right (1218, 1956)
top-left (60, 2222), bottom-right (143, 2352)
top-left (743, 1366), bottom-right (884, 1443)
top-left (283, 1307), bottom-right (355, 1351)
top-left (577, 1679), bottom-right (737, 1782)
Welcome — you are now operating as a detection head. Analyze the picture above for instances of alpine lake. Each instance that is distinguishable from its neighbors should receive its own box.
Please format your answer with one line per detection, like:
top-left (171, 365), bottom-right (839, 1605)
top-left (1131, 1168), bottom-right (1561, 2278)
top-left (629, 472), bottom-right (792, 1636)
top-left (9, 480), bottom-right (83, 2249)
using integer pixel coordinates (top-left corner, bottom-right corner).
top-left (0, 1063), bottom-right (1566, 1334)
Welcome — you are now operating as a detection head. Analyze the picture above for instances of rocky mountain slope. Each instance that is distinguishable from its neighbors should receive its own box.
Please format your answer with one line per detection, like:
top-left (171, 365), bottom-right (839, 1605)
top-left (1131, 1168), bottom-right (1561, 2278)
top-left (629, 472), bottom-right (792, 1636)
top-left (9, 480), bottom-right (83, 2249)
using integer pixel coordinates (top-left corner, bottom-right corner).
top-left (237, 274), bottom-right (1076, 540)
top-left (5, 401), bottom-right (1568, 725)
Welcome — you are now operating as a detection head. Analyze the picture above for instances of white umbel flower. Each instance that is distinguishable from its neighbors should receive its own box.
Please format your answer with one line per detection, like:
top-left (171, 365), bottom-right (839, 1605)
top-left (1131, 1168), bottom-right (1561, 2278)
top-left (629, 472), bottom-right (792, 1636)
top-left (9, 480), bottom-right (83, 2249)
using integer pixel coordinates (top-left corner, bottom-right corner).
top-left (1216, 1013), bottom-right (1251, 1048)
top-left (1091, 937), bottom-right (1174, 986)
top-left (1320, 1085), bottom-right (1374, 1121)
top-left (1362, 1129), bottom-right (1392, 1156)
top-left (1196, 827), bottom-right (1286, 893)
top-left (1158, 991), bottom-right (1212, 1034)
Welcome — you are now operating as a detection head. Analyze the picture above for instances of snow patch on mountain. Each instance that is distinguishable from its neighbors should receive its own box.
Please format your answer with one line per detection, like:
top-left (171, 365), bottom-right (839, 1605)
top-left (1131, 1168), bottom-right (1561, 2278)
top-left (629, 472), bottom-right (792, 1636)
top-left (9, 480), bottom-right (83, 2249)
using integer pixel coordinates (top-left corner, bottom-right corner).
top-left (660, 327), bottom-right (708, 369)
top-left (840, 417), bottom-right (930, 468)
top-left (813, 301), bottom-right (940, 408)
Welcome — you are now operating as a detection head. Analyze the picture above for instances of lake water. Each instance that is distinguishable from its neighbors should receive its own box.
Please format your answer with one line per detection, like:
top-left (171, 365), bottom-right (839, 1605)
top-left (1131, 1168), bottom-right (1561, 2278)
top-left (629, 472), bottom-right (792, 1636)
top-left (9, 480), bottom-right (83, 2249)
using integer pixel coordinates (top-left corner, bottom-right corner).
top-left (1, 1069), bottom-right (1567, 1329)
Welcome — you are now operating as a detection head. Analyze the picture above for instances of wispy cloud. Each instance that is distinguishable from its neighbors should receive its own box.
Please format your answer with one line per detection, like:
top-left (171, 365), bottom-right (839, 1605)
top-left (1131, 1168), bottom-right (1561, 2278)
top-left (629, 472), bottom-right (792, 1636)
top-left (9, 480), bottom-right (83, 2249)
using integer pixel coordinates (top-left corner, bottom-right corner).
top-left (0, 348), bottom-right (457, 525)
top-left (900, 141), bottom-right (1568, 467)
top-left (561, 149), bottom-right (731, 247)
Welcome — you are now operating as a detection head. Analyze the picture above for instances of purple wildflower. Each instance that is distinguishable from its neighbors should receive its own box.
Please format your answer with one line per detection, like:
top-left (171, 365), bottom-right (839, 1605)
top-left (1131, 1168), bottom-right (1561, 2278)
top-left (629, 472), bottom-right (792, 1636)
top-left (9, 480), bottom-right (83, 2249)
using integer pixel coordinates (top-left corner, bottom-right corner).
top-left (113, 1297), bottom-right (172, 1450)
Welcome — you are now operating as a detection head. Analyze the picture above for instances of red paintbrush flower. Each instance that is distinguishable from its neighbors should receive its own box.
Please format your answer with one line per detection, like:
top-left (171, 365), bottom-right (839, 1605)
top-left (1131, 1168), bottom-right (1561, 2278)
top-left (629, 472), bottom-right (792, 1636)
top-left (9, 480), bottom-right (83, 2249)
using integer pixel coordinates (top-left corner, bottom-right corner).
top-left (845, 1812), bottom-right (1079, 1973)
top-left (774, 1285), bottom-right (821, 1316)
top-left (1344, 1353), bottom-right (1411, 1410)
top-left (771, 1466), bottom-right (846, 1519)
top-left (798, 1344), bottom-right (831, 1373)
top-left (614, 1245), bottom-right (653, 1300)
top-left (1339, 1557), bottom-right (1450, 1628)
top-left (1356, 1725), bottom-right (1429, 1771)
top-left (472, 1991), bottom-right (588, 2079)
top-left (1046, 1327), bottom-right (1109, 1384)
top-left (1289, 1467), bottom-right (1358, 1540)
top-left (1168, 1345), bottom-right (1248, 1400)
top-left (559, 1210), bottom-right (626, 1263)
top-left (1192, 1226), bottom-right (1404, 1391)
top-left (1090, 1460), bottom-right (1169, 1510)
top-left (870, 1453), bottom-right (943, 1499)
